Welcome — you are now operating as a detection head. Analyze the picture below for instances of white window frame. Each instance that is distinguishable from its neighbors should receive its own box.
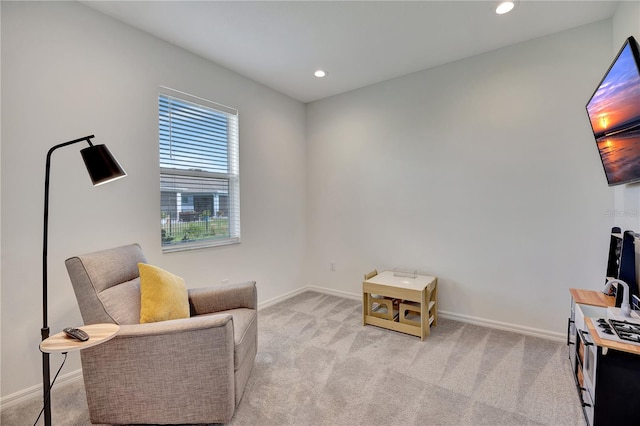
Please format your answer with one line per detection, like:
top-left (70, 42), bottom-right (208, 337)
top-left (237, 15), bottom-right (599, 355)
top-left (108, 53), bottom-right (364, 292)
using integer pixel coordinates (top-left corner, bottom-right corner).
top-left (159, 88), bottom-right (240, 252)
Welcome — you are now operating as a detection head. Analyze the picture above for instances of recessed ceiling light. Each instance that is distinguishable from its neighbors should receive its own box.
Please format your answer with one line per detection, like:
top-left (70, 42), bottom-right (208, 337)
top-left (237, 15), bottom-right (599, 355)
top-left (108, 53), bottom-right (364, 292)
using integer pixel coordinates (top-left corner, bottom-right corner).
top-left (496, 1), bottom-right (515, 14)
top-left (314, 70), bottom-right (327, 78)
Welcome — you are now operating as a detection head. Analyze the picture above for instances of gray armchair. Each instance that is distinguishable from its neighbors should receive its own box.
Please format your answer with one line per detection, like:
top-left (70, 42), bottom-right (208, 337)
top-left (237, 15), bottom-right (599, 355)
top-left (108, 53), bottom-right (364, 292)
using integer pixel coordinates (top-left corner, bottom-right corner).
top-left (65, 243), bottom-right (257, 425)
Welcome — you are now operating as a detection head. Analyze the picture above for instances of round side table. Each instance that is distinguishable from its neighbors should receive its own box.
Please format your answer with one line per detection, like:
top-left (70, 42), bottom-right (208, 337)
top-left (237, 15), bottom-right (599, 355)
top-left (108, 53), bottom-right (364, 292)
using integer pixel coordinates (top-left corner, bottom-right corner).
top-left (40, 323), bottom-right (120, 353)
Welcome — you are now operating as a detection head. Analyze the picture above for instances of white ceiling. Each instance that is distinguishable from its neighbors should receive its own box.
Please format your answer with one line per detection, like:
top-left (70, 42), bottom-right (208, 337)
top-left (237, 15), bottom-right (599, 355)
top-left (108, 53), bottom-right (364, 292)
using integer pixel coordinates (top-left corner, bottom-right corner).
top-left (82, 0), bottom-right (619, 103)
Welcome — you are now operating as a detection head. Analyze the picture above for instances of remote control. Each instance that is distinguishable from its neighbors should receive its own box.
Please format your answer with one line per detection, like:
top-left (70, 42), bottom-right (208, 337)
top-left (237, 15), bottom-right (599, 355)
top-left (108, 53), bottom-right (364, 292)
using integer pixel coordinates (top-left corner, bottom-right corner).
top-left (63, 327), bottom-right (90, 342)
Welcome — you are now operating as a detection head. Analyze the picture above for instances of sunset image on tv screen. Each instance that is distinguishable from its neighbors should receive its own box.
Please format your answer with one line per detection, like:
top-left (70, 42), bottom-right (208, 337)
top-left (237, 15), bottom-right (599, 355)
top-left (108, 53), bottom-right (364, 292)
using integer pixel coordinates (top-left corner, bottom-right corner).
top-left (587, 41), bottom-right (640, 185)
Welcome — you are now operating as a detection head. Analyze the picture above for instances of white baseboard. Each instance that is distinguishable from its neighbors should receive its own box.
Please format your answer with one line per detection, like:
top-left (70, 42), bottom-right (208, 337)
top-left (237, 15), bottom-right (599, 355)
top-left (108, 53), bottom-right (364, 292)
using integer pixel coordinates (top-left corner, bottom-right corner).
top-left (304, 285), bottom-right (362, 301)
top-left (0, 369), bottom-right (83, 412)
top-left (438, 310), bottom-right (564, 342)
top-left (258, 287), bottom-right (313, 309)
top-left (2, 284), bottom-right (563, 410)
top-left (302, 285), bottom-right (564, 342)
top-left (258, 285), bottom-right (361, 310)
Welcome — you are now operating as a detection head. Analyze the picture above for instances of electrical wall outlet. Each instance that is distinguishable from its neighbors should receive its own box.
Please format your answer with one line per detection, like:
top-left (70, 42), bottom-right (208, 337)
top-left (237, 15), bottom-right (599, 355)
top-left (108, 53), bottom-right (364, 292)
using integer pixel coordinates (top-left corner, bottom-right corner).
top-left (329, 261), bottom-right (335, 272)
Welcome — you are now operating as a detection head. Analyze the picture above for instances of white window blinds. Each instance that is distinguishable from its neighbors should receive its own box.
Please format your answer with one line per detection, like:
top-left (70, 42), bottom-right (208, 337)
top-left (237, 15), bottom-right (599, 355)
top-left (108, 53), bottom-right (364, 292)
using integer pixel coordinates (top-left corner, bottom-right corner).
top-left (159, 92), bottom-right (240, 251)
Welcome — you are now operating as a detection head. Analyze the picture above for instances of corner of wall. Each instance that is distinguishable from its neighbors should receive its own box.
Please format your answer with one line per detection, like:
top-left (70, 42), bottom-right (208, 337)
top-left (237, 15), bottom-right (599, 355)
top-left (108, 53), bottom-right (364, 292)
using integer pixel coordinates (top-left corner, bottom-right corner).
top-left (612, 0), bottom-right (640, 45)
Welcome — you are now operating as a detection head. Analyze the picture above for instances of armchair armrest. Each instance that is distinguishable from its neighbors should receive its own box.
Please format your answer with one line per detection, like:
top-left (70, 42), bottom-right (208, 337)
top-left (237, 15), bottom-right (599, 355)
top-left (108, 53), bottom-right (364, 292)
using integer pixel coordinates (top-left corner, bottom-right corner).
top-left (188, 280), bottom-right (257, 315)
top-left (116, 313), bottom-right (232, 337)
top-left (88, 313), bottom-right (234, 359)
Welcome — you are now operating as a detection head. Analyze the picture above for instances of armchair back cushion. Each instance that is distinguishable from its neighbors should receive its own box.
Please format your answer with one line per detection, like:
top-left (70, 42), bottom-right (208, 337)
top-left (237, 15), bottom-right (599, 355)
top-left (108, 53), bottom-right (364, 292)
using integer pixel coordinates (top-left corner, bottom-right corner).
top-left (65, 243), bottom-right (147, 325)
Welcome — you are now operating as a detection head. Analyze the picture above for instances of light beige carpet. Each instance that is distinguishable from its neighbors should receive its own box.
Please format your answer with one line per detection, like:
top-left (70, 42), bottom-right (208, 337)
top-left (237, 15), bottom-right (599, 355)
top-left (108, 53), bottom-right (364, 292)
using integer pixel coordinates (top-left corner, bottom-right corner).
top-left (2, 291), bottom-right (583, 425)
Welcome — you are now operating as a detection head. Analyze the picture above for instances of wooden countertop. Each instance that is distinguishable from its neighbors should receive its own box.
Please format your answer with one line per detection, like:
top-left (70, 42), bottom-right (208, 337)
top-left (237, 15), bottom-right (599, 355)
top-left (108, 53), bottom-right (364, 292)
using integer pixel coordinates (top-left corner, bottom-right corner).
top-left (570, 288), bottom-right (615, 308)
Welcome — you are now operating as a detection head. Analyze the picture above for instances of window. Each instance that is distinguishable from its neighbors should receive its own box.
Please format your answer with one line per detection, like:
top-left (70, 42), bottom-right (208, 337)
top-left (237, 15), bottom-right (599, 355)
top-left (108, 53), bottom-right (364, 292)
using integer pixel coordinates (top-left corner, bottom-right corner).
top-left (159, 91), bottom-right (240, 251)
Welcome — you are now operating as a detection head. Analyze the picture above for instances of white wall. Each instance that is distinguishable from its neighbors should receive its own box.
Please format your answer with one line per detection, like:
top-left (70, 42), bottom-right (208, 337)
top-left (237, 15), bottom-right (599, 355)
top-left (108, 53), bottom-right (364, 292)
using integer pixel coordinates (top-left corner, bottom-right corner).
top-left (305, 20), bottom-right (615, 336)
top-left (1, 2), bottom-right (306, 398)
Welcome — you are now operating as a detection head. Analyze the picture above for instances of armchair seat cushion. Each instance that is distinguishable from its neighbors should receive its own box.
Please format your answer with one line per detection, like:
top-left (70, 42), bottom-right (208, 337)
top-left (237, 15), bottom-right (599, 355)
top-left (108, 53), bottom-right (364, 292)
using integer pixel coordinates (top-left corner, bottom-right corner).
top-left (203, 308), bottom-right (257, 368)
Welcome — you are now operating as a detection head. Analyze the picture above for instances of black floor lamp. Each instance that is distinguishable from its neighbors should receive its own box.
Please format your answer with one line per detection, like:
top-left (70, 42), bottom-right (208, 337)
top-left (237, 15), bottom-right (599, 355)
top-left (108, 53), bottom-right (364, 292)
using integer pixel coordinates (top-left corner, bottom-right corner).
top-left (40, 135), bottom-right (126, 426)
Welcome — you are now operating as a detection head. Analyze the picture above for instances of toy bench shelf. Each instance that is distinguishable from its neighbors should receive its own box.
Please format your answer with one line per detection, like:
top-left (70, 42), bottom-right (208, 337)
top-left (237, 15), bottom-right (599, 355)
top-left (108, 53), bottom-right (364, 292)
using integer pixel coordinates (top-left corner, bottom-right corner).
top-left (362, 271), bottom-right (437, 341)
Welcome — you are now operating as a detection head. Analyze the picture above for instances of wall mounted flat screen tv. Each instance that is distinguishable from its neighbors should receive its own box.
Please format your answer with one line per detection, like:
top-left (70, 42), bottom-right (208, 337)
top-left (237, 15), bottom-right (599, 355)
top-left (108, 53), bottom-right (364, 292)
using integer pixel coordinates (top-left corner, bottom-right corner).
top-left (586, 36), bottom-right (640, 186)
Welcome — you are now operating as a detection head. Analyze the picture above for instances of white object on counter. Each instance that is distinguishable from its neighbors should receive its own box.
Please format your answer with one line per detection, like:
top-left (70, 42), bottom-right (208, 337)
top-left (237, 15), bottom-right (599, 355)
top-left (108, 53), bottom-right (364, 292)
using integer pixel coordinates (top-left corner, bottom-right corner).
top-left (607, 307), bottom-right (640, 321)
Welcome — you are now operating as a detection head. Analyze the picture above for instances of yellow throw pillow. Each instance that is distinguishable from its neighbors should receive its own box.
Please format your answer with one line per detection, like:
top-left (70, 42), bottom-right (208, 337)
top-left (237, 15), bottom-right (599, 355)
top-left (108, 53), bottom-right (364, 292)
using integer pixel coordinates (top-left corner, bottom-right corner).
top-left (138, 263), bottom-right (190, 324)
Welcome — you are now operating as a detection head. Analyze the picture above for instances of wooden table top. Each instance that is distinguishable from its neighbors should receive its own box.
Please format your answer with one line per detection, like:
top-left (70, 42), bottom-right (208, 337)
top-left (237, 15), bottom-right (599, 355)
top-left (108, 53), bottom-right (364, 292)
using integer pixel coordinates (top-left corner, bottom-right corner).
top-left (364, 271), bottom-right (436, 291)
top-left (40, 323), bottom-right (119, 353)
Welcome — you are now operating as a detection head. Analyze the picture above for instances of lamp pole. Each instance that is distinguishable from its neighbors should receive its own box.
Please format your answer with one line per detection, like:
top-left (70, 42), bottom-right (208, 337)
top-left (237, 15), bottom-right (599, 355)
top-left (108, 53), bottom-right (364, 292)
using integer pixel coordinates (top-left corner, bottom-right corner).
top-left (40, 135), bottom-right (126, 426)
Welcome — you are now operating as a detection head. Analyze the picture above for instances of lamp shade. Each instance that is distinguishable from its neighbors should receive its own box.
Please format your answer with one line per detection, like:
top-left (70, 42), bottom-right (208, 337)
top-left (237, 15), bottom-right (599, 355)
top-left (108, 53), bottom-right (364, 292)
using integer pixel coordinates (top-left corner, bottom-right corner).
top-left (80, 144), bottom-right (127, 186)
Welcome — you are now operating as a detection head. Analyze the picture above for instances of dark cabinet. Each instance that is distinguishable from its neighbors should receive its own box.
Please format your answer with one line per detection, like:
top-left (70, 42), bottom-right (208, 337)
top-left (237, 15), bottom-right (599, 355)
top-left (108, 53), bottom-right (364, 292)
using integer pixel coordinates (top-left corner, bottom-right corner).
top-left (591, 346), bottom-right (640, 425)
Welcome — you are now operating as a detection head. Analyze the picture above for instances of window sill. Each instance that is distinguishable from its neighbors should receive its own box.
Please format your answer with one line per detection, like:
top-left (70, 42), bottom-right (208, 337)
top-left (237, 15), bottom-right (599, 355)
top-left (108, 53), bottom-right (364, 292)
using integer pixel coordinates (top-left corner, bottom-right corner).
top-left (162, 237), bottom-right (241, 253)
